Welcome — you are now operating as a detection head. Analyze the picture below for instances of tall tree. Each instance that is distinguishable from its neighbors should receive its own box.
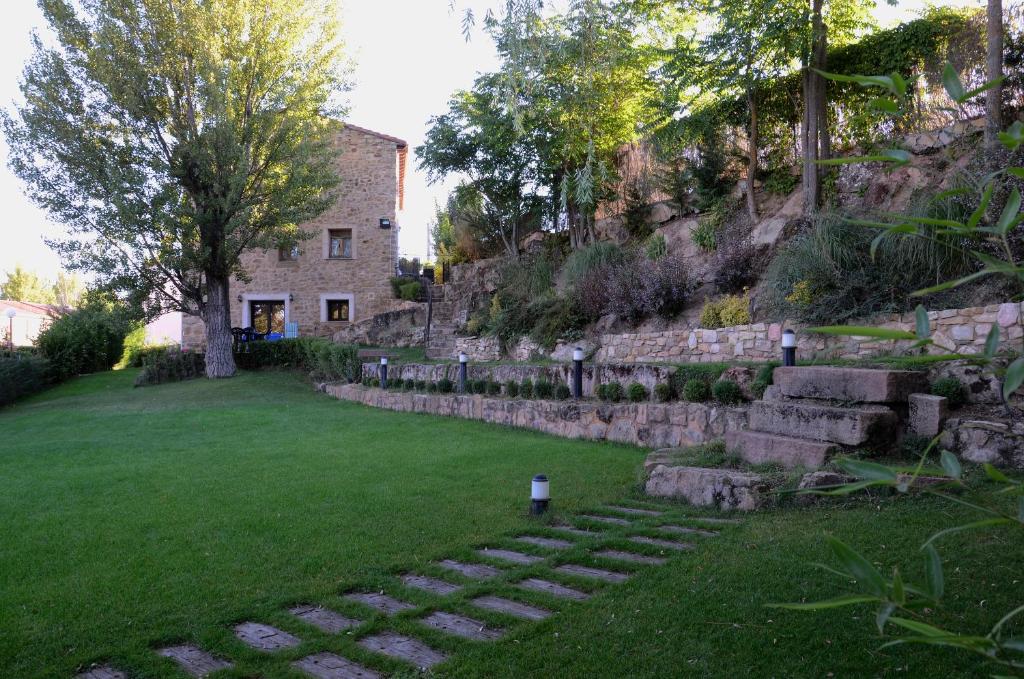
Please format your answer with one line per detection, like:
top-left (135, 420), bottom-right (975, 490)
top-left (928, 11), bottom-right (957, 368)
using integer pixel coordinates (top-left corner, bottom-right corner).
top-left (0, 265), bottom-right (55, 304)
top-left (985, 0), bottom-right (1003, 152)
top-left (3, 0), bottom-right (348, 377)
top-left (52, 271), bottom-right (85, 308)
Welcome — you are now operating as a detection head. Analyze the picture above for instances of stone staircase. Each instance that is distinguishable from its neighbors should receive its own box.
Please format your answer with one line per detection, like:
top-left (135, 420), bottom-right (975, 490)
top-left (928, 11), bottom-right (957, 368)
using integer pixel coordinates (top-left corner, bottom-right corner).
top-left (425, 295), bottom-right (458, 360)
top-left (724, 366), bottom-right (928, 470)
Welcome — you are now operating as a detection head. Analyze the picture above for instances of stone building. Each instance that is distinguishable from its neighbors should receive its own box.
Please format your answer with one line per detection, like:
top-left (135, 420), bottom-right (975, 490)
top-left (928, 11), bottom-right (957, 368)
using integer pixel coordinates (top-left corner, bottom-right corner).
top-left (176, 123), bottom-right (407, 349)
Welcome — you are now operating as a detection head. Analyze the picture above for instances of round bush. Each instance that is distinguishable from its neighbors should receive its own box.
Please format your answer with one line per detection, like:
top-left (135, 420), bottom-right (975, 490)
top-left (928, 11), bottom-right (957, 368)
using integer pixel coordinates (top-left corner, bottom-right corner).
top-left (604, 381), bottom-right (624, 402)
top-left (713, 379), bottom-right (744, 405)
top-left (486, 381), bottom-right (501, 396)
top-left (520, 378), bottom-right (534, 398)
top-left (427, 382), bottom-right (438, 393)
top-left (555, 384), bottom-right (571, 400)
top-left (415, 380), bottom-right (427, 391)
top-left (438, 377), bottom-right (454, 393)
top-left (472, 378), bottom-right (487, 394)
top-left (931, 376), bottom-right (966, 407)
top-left (505, 380), bottom-right (520, 398)
top-left (36, 305), bottom-right (136, 380)
top-left (627, 382), bottom-right (648, 402)
top-left (535, 380), bottom-right (554, 399)
top-left (682, 379), bottom-right (711, 402)
top-left (404, 378), bottom-right (415, 390)
top-left (654, 383), bottom-right (673, 402)
top-left (595, 383), bottom-right (607, 400)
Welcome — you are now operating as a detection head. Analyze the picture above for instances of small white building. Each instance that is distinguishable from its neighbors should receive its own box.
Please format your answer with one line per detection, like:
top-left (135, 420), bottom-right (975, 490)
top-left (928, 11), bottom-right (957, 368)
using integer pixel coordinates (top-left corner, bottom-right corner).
top-left (0, 300), bottom-right (61, 347)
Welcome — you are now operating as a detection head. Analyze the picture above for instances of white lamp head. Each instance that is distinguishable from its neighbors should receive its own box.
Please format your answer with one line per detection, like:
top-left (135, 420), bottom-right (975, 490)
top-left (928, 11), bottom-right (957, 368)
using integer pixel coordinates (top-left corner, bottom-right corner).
top-left (458, 351), bottom-right (468, 364)
top-left (531, 474), bottom-right (550, 501)
top-left (572, 347), bottom-right (584, 362)
top-left (380, 356), bottom-right (388, 366)
top-left (782, 329), bottom-right (796, 349)
top-left (4, 308), bottom-right (16, 319)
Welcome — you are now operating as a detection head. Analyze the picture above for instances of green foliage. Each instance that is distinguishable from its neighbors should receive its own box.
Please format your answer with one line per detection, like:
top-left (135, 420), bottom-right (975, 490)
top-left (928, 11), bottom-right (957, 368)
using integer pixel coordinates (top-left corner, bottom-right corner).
top-left (505, 380), bottom-right (520, 398)
top-left (487, 381), bottom-right (502, 396)
top-left (520, 378), bottom-right (534, 399)
top-left (712, 379), bottom-right (745, 405)
top-left (562, 242), bottom-right (625, 291)
top-left (427, 382), bottom-right (439, 393)
top-left (930, 377), bottom-right (966, 408)
top-left (36, 304), bottom-right (137, 381)
top-left (0, 355), bottom-right (54, 406)
top-left (528, 296), bottom-right (588, 350)
top-left (415, 380), bottom-right (427, 391)
top-left (622, 175), bottom-right (653, 240)
top-left (602, 381), bottom-right (624, 403)
top-left (670, 364), bottom-right (730, 398)
top-left (690, 219), bottom-right (717, 252)
top-left (700, 294), bottom-right (752, 328)
top-left (535, 380), bottom-right (554, 399)
top-left (439, 377), bottom-right (455, 393)
top-left (555, 384), bottom-right (571, 400)
top-left (398, 281), bottom-right (422, 301)
top-left (627, 382), bottom-right (648, 403)
top-left (403, 378), bottom-right (415, 390)
top-left (751, 363), bottom-right (778, 399)
top-left (644, 233), bottom-right (668, 261)
top-left (763, 167), bottom-right (799, 196)
top-left (388, 276), bottom-right (406, 298)
top-left (472, 379), bottom-right (487, 395)
top-left (654, 382), bottom-right (673, 402)
top-left (234, 338), bottom-right (362, 384)
top-left (133, 348), bottom-right (205, 387)
top-left (0, 265), bottom-right (55, 304)
top-left (681, 378), bottom-right (712, 403)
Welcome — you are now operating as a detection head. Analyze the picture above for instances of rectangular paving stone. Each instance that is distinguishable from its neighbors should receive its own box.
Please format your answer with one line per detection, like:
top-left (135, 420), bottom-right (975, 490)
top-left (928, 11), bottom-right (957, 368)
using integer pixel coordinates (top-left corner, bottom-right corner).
top-left (343, 592), bottom-right (416, 615)
top-left (604, 505), bottom-right (664, 517)
top-left (358, 632), bottom-right (448, 669)
top-left (400, 574), bottom-right (463, 595)
top-left (158, 645), bottom-right (233, 677)
top-left (593, 549), bottom-right (667, 566)
top-left (549, 525), bottom-right (602, 538)
top-left (515, 535), bottom-right (574, 550)
top-left (554, 564), bottom-right (630, 583)
top-left (476, 548), bottom-right (544, 565)
top-left (76, 666), bottom-right (127, 679)
top-left (234, 622), bottom-right (301, 651)
top-left (436, 559), bottom-right (503, 579)
top-left (629, 536), bottom-right (694, 551)
top-left (682, 517), bottom-right (741, 525)
top-left (516, 578), bottom-right (590, 601)
top-left (293, 652), bottom-right (381, 679)
top-left (290, 605), bottom-right (362, 634)
top-left (656, 524), bottom-right (719, 537)
top-left (579, 514), bottom-right (631, 526)
top-left (471, 595), bottom-right (551, 621)
top-left (420, 611), bottom-right (505, 641)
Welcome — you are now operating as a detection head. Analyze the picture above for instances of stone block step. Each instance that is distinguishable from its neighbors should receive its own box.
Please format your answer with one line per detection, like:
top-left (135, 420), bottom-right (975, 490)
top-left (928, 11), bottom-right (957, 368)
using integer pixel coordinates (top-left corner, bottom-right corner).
top-left (628, 536), bottom-right (694, 551)
top-left (646, 466), bottom-right (766, 511)
top-left (290, 605), bottom-right (362, 633)
top-left (358, 632), bottom-right (447, 669)
top-left (554, 564), bottom-right (630, 583)
top-left (516, 578), bottom-right (591, 600)
top-left (400, 574), bottom-right (463, 596)
top-left (515, 535), bottom-right (575, 550)
top-left (158, 645), bottom-right (233, 677)
top-left (343, 592), bottom-right (415, 615)
top-left (593, 549), bottom-right (667, 566)
top-left (293, 652), bottom-right (381, 679)
top-left (420, 611), bottom-right (505, 641)
top-left (749, 400), bottom-right (898, 446)
top-left (471, 595), bottom-right (551, 620)
top-left (476, 548), bottom-right (544, 565)
top-left (724, 430), bottom-right (838, 469)
top-left (773, 366), bottom-right (927, 403)
top-left (437, 559), bottom-right (503, 579)
top-left (234, 622), bottom-right (301, 651)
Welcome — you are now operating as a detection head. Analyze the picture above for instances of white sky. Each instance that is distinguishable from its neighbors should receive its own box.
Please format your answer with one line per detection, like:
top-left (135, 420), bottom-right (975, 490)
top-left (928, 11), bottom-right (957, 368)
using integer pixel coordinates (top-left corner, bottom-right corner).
top-left (0, 0), bottom-right (980, 281)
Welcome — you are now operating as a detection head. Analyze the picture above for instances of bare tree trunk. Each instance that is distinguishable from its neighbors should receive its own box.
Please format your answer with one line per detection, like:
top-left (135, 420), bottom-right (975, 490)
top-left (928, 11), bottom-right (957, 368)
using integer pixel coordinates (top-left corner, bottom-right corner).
top-left (203, 274), bottom-right (236, 378)
top-left (985, 0), bottom-right (1004, 152)
top-left (802, 0), bottom-right (827, 215)
top-left (746, 88), bottom-right (760, 222)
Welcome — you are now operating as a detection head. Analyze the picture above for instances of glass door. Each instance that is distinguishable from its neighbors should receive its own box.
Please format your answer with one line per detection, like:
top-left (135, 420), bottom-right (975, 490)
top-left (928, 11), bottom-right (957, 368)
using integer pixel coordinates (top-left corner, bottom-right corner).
top-left (249, 301), bottom-right (285, 334)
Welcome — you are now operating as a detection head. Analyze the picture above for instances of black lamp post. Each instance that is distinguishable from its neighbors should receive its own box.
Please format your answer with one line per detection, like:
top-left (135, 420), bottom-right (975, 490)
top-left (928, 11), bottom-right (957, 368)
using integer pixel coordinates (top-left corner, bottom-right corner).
top-left (379, 356), bottom-right (389, 389)
top-left (572, 346), bottom-right (584, 399)
top-left (531, 474), bottom-right (550, 515)
top-left (458, 351), bottom-right (468, 393)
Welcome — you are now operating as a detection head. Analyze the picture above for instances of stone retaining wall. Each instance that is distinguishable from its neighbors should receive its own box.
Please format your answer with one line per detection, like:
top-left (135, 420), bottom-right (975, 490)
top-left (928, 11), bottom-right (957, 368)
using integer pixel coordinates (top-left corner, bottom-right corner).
top-left (595, 302), bottom-right (1023, 364)
top-left (324, 384), bottom-right (748, 448)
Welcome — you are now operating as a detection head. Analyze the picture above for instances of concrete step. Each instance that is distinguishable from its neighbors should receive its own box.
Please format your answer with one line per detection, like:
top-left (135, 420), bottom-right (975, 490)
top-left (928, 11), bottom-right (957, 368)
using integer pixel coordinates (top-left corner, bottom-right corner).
top-left (773, 366), bottom-right (927, 403)
top-left (725, 430), bottom-right (838, 469)
top-left (749, 399), bottom-right (898, 447)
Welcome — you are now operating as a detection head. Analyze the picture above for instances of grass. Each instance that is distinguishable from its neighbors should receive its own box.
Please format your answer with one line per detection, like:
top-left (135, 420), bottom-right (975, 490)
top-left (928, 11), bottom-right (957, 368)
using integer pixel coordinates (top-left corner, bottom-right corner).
top-left (1, 370), bottom-right (1021, 678)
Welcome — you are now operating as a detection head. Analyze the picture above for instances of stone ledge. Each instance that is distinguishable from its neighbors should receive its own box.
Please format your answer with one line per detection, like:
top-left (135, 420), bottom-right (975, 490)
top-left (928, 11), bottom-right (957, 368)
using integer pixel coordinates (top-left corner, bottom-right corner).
top-left (645, 464), bottom-right (766, 511)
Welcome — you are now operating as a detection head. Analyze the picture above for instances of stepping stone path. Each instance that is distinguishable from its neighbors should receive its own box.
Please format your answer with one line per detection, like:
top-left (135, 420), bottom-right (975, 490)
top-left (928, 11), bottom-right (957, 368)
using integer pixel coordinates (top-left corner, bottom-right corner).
top-left (290, 604), bottom-right (362, 634)
top-left (515, 535), bottom-right (574, 549)
top-left (629, 536), bottom-right (694, 551)
top-left (358, 632), bottom-right (448, 669)
top-left (604, 505), bottom-right (664, 517)
top-left (234, 622), bottom-right (301, 651)
top-left (684, 517), bottom-right (741, 525)
top-left (593, 549), bottom-right (667, 566)
top-left (656, 524), bottom-right (718, 537)
top-left (420, 611), bottom-right (505, 641)
top-left (516, 578), bottom-right (590, 601)
top-left (437, 559), bottom-right (503, 579)
top-left (75, 667), bottom-right (126, 679)
top-left (471, 595), bottom-right (551, 621)
top-left (476, 548), bottom-right (544, 565)
top-left (343, 592), bottom-right (415, 615)
top-left (554, 564), bottom-right (630, 583)
top-left (549, 524), bottom-right (602, 538)
top-left (158, 645), bottom-right (233, 677)
top-left (293, 652), bottom-right (381, 679)
top-left (580, 514), bottom-right (631, 526)
top-left (400, 573), bottom-right (463, 595)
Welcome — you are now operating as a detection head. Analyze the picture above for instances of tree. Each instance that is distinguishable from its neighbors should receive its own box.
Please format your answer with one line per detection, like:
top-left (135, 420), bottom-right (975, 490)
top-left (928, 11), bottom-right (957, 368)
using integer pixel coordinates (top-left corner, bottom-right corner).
top-left (0, 265), bottom-right (55, 304)
top-left (3, 0), bottom-right (348, 378)
top-left (52, 271), bottom-right (85, 308)
top-left (986, 0), bottom-right (1003, 152)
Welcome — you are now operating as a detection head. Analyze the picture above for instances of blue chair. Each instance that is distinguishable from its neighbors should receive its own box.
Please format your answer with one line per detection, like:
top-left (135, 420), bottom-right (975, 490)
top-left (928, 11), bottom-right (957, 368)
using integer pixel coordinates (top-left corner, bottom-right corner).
top-left (285, 321), bottom-right (299, 339)
top-left (266, 332), bottom-right (284, 342)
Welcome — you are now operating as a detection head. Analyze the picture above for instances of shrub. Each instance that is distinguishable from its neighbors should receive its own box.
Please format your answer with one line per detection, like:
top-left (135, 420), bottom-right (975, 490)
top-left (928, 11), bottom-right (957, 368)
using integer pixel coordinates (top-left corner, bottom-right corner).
top-left (700, 294), bottom-right (751, 328)
top-left (415, 380), bottom-right (427, 391)
top-left (622, 175), bottom-right (653, 240)
top-left (682, 379), bottom-right (712, 402)
top-left (398, 280), bottom-right (422, 301)
top-left (670, 364), bottom-right (728, 396)
top-left (713, 379), bottom-right (744, 405)
top-left (529, 296), bottom-right (587, 350)
top-left (751, 363), bottom-right (777, 399)
top-left (0, 355), bottom-right (53, 406)
top-left (520, 378), bottom-right (534, 398)
top-left (438, 377), bottom-right (454, 393)
top-left (486, 381), bottom-right (501, 396)
top-left (134, 348), bottom-right (205, 387)
top-left (595, 383), bottom-right (607, 400)
top-left (764, 167), bottom-right (799, 195)
top-left (535, 380), bottom-right (554, 399)
top-left (644, 233), bottom-right (667, 261)
top-left (654, 383), bottom-right (673, 402)
top-left (562, 242), bottom-right (625, 290)
top-left (931, 376), bottom-right (966, 407)
top-left (404, 378), bottom-right (415, 390)
top-left (505, 380), bottom-right (520, 397)
top-left (427, 382), bottom-right (438, 393)
top-left (603, 381), bottom-right (624, 402)
top-left (691, 218), bottom-right (717, 252)
top-left (711, 242), bottom-right (760, 294)
top-left (605, 254), bottom-right (694, 323)
top-left (36, 304), bottom-right (136, 380)
top-left (627, 382), bottom-right (648, 402)
top-left (388, 276), bottom-right (405, 298)
top-left (555, 384), bottom-right (571, 400)
top-left (472, 378), bottom-right (487, 394)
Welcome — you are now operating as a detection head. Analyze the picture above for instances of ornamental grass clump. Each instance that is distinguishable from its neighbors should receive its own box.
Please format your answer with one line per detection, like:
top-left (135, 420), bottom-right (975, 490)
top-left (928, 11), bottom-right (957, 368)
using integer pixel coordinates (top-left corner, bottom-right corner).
top-left (505, 380), bottom-right (520, 397)
top-left (713, 379), bottom-right (744, 405)
top-left (535, 380), bottom-right (554, 399)
top-left (627, 382), bottom-right (648, 402)
top-left (682, 378), bottom-right (711, 402)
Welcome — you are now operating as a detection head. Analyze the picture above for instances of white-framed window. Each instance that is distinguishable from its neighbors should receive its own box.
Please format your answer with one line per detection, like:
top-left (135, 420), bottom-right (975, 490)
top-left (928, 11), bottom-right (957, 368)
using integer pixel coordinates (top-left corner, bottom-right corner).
top-left (240, 292), bottom-right (290, 332)
top-left (323, 228), bottom-right (356, 259)
top-left (320, 293), bottom-right (355, 323)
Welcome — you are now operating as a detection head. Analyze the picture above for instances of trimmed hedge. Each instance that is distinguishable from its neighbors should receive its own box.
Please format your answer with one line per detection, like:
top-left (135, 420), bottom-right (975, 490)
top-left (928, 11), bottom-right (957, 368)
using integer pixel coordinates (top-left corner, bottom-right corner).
top-left (234, 338), bottom-right (362, 383)
top-left (0, 355), bottom-right (54, 406)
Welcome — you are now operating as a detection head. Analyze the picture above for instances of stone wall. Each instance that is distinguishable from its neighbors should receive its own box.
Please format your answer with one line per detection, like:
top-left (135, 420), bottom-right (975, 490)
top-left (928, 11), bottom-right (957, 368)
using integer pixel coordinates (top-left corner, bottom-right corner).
top-left (324, 383), bottom-right (748, 449)
top-left (596, 302), bottom-right (1023, 364)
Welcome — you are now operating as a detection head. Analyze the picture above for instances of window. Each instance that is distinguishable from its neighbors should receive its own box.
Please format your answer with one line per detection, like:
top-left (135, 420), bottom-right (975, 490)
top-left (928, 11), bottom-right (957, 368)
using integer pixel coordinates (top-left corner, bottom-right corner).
top-left (278, 245), bottom-right (300, 261)
top-left (326, 299), bottom-right (350, 322)
top-left (249, 300), bottom-right (285, 334)
top-left (328, 229), bottom-right (352, 259)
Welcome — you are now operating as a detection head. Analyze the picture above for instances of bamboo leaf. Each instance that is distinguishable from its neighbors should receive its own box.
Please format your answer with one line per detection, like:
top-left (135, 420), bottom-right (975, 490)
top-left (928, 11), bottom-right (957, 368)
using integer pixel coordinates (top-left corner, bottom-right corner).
top-left (940, 450), bottom-right (962, 480)
top-left (923, 518), bottom-right (1014, 548)
top-left (910, 270), bottom-right (994, 297)
top-left (888, 616), bottom-right (949, 637)
top-left (924, 544), bottom-right (944, 600)
top-left (915, 305), bottom-right (930, 340)
top-left (960, 76), bottom-right (1006, 101)
top-left (869, 97), bottom-right (899, 114)
top-left (891, 568), bottom-right (905, 605)
top-left (807, 325), bottom-right (917, 340)
top-left (984, 463), bottom-right (1012, 483)
top-left (828, 536), bottom-right (887, 597)
top-left (767, 594), bottom-right (880, 610)
top-left (984, 324), bottom-right (1000, 359)
top-left (876, 601), bottom-right (897, 633)
top-left (836, 458), bottom-right (898, 482)
top-left (941, 64), bottom-right (965, 101)
top-left (968, 181), bottom-right (995, 229)
top-left (996, 188), bottom-right (1022, 236)
top-left (1004, 357), bottom-right (1024, 401)
top-left (1007, 168), bottom-right (1024, 179)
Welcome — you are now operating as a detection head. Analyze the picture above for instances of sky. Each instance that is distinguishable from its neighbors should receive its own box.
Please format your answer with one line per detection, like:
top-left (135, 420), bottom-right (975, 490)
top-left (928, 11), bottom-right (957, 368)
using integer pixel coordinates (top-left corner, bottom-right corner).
top-left (0, 0), bottom-right (979, 283)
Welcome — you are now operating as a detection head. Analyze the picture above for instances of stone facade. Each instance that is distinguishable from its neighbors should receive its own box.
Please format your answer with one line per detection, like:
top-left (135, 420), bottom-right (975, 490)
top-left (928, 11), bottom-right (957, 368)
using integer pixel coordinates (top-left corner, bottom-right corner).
top-left (324, 384), bottom-right (748, 449)
top-left (181, 124), bottom-right (407, 349)
top-left (594, 302), bottom-right (1024, 364)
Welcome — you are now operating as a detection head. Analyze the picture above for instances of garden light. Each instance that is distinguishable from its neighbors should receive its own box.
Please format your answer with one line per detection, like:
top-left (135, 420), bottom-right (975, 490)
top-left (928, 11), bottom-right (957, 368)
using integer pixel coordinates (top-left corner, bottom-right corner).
top-left (572, 347), bottom-right (584, 399)
top-left (379, 356), bottom-right (388, 389)
top-left (531, 474), bottom-right (550, 515)
top-left (782, 329), bottom-right (797, 367)
top-left (5, 308), bottom-right (15, 351)
top-left (458, 351), bottom-right (468, 393)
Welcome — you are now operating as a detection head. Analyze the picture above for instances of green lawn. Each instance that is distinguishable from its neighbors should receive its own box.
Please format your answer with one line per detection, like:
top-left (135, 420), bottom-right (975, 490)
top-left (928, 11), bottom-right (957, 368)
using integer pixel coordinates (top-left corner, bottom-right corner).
top-left (1, 370), bottom-right (1020, 678)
